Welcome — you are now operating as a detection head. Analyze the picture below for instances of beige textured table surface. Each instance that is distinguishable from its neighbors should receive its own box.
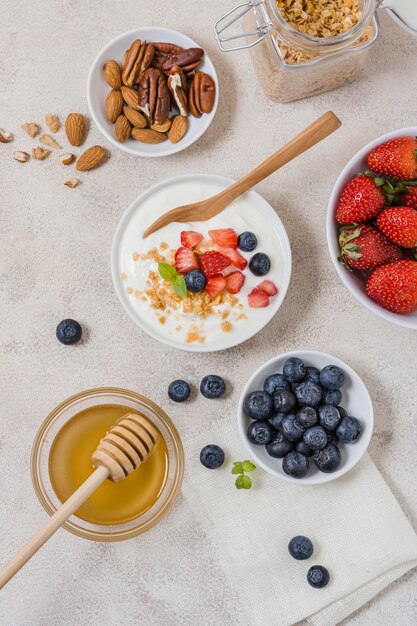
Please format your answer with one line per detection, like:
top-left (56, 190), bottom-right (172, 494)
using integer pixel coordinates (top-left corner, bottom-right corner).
top-left (1, 2), bottom-right (417, 625)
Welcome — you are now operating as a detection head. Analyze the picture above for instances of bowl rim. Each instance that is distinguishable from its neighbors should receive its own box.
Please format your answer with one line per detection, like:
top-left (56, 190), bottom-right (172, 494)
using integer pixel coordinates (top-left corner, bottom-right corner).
top-left (111, 172), bottom-right (293, 352)
top-left (86, 26), bottom-right (219, 157)
top-left (326, 125), bottom-right (417, 330)
top-left (237, 349), bottom-right (374, 484)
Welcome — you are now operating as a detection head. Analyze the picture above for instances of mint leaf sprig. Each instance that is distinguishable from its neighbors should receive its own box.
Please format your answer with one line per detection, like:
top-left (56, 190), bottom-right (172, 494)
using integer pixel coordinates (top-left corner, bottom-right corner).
top-left (232, 460), bottom-right (256, 489)
top-left (158, 262), bottom-right (187, 298)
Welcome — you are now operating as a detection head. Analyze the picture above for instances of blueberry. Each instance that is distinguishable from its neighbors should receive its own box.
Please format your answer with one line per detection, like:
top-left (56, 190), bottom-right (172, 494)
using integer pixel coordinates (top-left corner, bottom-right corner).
top-left (304, 366), bottom-right (321, 385)
top-left (336, 416), bottom-right (362, 443)
top-left (288, 536), bottom-right (314, 560)
top-left (56, 319), bottom-right (82, 345)
top-left (294, 380), bottom-right (322, 408)
top-left (265, 431), bottom-right (294, 458)
top-left (296, 407), bottom-right (318, 428)
top-left (303, 426), bottom-right (327, 451)
top-left (282, 451), bottom-right (310, 478)
top-left (307, 565), bottom-right (330, 588)
top-left (263, 373), bottom-right (291, 395)
top-left (314, 444), bottom-right (341, 473)
top-left (283, 357), bottom-right (306, 383)
top-left (325, 430), bottom-right (335, 446)
top-left (338, 406), bottom-right (348, 418)
top-left (200, 445), bottom-right (225, 469)
top-left (249, 252), bottom-right (271, 276)
top-left (295, 441), bottom-right (314, 457)
top-left (244, 390), bottom-right (273, 420)
top-left (273, 389), bottom-right (297, 414)
top-left (238, 231), bottom-right (257, 252)
top-left (267, 412), bottom-right (286, 430)
top-left (320, 365), bottom-right (345, 390)
top-left (280, 415), bottom-right (305, 442)
top-left (168, 379), bottom-right (190, 402)
top-left (323, 389), bottom-right (342, 406)
top-left (318, 405), bottom-right (341, 431)
top-left (247, 420), bottom-right (273, 445)
top-left (200, 375), bottom-right (226, 399)
top-left (185, 269), bottom-right (206, 292)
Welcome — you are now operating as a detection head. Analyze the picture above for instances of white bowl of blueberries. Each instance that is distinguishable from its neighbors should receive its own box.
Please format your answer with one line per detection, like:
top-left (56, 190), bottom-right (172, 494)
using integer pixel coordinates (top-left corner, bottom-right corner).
top-left (237, 350), bottom-right (374, 484)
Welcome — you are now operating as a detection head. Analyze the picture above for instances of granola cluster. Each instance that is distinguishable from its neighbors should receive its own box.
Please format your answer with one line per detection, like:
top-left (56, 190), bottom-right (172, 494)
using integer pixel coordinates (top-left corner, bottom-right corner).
top-left (276, 0), bottom-right (361, 38)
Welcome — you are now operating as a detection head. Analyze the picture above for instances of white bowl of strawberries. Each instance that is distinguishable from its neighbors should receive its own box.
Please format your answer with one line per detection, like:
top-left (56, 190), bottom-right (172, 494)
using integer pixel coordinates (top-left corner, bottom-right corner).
top-left (327, 128), bottom-right (417, 329)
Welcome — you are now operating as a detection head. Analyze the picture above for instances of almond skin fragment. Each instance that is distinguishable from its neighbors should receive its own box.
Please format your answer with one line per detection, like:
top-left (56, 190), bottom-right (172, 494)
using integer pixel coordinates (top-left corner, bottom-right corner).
top-left (60, 152), bottom-right (75, 165)
top-left (76, 145), bottom-right (107, 171)
top-left (21, 122), bottom-right (40, 138)
top-left (13, 151), bottom-right (30, 162)
top-left (32, 147), bottom-right (50, 160)
top-left (105, 89), bottom-right (124, 123)
top-left (65, 113), bottom-right (85, 146)
top-left (168, 115), bottom-right (188, 143)
top-left (0, 128), bottom-right (13, 142)
top-left (64, 178), bottom-right (80, 188)
top-left (103, 60), bottom-right (122, 89)
top-left (114, 114), bottom-right (131, 142)
top-left (40, 133), bottom-right (61, 149)
top-left (123, 106), bottom-right (147, 128)
top-left (45, 113), bottom-right (60, 133)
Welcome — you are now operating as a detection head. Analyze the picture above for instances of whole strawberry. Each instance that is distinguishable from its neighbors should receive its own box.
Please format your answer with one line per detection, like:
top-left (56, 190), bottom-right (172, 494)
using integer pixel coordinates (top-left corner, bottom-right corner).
top-left (376, 206), bottom-right (417, 248)
top-left (367, 136), bottom-right (417, 181)
top-left (402, 186), bottom-right (417, 209)
top-left (335, 176), bottom-right (384, 224)
top-left (366, 260), bottom-right (417, 314)
top-left (338, 224), bottom-right (404, 270)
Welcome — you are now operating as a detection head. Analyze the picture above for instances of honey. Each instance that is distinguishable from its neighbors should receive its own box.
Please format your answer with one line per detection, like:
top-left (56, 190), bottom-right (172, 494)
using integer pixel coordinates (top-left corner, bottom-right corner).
top-left (48, 404), bottom-right (169, 526)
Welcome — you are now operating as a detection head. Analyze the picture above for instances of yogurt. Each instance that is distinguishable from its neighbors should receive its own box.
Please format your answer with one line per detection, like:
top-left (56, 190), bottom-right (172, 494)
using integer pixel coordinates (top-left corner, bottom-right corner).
top-left (114, 176), bottom-right (290, 350)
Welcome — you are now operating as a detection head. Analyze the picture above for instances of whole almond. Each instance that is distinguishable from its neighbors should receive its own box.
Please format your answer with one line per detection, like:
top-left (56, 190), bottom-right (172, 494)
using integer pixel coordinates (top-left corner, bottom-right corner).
top-left (45, 113), bottom-right (60, 133)
top-left (150, 119), bottom-right (172, 133)
top-left (168, 115), bottom-right (188, 144)
top-left (123, 106), bottom-right (147, 128)
top-left (103, 60), bottom-right (122, 89)
top-left (0, 128), bottom-right (12, 142)
top-left (114, 115), bottom-right (131, 142)
top-left (120, 86), bottom-right (140, 110)
top-left (21, 122), bottom-right (40, 138)
top-left (65, 113), bottom-right (85, 146)
top-left (13, 151), bottom-right (30, 163)
top-left (131, 128), bottom-right (166, 144)
top-left (76, 145), bottom-right (107, 171)
top-left (105, 89), bottom-right (123, 123)
top-left (32, 147), bottom-right (50, 160)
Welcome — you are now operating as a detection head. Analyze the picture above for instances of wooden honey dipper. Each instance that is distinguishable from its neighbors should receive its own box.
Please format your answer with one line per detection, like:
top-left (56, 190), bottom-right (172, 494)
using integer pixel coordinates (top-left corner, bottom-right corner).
top-left (0, 413), bottom-right (158, 589)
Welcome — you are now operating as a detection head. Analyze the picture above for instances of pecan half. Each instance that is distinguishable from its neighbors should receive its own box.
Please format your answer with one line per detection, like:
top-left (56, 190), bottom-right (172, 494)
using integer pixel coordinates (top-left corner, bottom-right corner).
top-left (167, 66), bottom-right (188, 117)
top-left (151, 42), bottom-right (184, 69)
top-left (122, 40), bottom-right (156, 87)
top-left (161, 47), bottom-right (204, 72)
top-left (189, 72), bottom-right (216, 117)
top-left (138, 68), bottom-right (170, 125)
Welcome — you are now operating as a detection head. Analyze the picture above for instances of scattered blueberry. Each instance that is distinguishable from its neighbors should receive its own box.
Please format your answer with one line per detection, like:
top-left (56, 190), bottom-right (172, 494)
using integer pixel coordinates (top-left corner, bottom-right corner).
top-left (336, 416), bottom-right (362, 444)
top-left (249, 252), bottom-right (271, 276)
top-left (304, 366), bottom-right (321, 385)
top-left (273, 389), bottom-right (297, 414)
top-left (56, 319), bottom-right (82, 345)
top-left (307, 565), bottom-right (330, 588)
top-left (200, 444), bottom-right (225, 469)
top-left (265, 431), bottom-right (294, 458)
top-left (168, 379), bottom-right (191, 402)
top-left (268, 412), bottom-right (286, 430)
top-left (295, 441), bottom-right (314, 457)
top-left (288, 536), bottom-right (314, 560)
top-left (318, 405), bottom-right (341, 431)
top-left (247, 420), bottom-right (273, 445)
top-left (238, 231), bottom-right (258, 252)
top-left (279, 415), bottom-right (305, 442)
top-left (323, 390), bottom-right (342, 407)
top-left (296, 407), bottom-right (318, 428)
top-left (283, 357), bottom-right (306, 383)
top-left (320, 365), bottom-right (345, 390)
top-left (282, 451), bottom-right (310, 478)
top-left (244, 390), bottom-right (273, 420)
top-left (185, 269), bottom-right (206, 292)
top-left (263, 373), bottom-right (291, 395)
top-left (303, 426), bottom-right (328, 451)
top-left (200, 375), bottom-right (226, 399)
top-left (314, 444), bottom-right (341, 473)
top-left (294, 380), bottom-right (322, 408)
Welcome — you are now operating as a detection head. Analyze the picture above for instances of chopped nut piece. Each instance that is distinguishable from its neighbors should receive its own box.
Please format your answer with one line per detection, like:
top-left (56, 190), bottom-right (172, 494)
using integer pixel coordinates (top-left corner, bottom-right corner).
top-left (60, 152), bottom-right (75, 165)
top-left (0, 128), bottom-right (13, 143)
top-left (221, 321), bottom-right (232, 333)
top-left (45, 113), bottom-right (60, 133)
top-left (13, 151), bottom-right (30, 163)
top-left (32, 146), bottom-right (50, 160)
top-left (40, 133), bottom-right (61, 149)
top-left (64, 178), bottom-right (80, 188)
top-left (121, 272), bottom-right (128, 281)
top-left (21, 122), bottom-right (40, 138)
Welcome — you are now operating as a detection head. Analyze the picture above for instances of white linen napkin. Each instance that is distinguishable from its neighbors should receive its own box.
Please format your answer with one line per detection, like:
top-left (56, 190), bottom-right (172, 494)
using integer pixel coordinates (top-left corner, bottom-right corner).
top-left (183, 419), bottom-right (417, 626)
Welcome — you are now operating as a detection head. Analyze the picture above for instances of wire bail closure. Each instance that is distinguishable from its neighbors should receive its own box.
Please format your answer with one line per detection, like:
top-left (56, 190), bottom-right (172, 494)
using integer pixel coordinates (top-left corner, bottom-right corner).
top-left (214, 0), bottom-right (271, 51)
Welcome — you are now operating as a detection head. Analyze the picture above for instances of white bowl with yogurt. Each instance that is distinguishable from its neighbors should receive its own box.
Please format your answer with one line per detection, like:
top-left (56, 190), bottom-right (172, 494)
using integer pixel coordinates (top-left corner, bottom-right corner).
top-left (112, 174), bottom-right (292, 352)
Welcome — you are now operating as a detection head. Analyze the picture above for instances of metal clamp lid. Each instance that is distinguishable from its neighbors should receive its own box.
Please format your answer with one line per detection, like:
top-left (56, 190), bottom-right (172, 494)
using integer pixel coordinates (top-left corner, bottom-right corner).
top-left (214, 0), bottom-right (272, 51)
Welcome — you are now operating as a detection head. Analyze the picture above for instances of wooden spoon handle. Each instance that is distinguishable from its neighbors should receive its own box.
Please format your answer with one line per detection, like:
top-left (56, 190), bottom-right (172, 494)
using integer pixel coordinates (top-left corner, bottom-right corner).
top-left (0, 465), bottom-right (109, 589)
top-left (208, 111), bottom-right (341, 211)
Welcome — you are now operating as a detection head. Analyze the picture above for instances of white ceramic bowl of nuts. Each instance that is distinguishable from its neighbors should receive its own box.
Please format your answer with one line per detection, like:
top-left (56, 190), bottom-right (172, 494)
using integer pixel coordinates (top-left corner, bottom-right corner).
top-left (87, 27), bottom-right (219, 157)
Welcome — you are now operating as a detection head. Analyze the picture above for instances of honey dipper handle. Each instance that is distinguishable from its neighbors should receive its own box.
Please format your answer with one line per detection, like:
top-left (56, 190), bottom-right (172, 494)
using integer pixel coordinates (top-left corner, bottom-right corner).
top-left (0, 465), bottom-right (109, 589)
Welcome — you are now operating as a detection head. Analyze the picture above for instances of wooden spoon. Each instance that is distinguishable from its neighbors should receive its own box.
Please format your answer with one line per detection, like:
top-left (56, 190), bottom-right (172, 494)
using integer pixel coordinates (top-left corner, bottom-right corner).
top-left (0, 413), bottom-right (159, 589)
top-left (143, 111), bottom-right (341, 238)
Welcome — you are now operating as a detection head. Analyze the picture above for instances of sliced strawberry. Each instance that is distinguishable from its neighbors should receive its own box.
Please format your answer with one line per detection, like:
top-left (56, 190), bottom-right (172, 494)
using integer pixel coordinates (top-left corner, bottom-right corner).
top-left (200, 251), bottom-right (230, 278)
top-left (225, 271), bottom-right (245, 294)
top-left (248, 287), bottom-right (269, 308)
top-left (257, 280), bottom-right (278, 296)
top-left (217, 247), bottom-right (248, 270)
top-left (174, 247), bottom-right (200, 274)
top-left (208, 228), bottom-right (238, 249)
top-left (205, 275), bottom-right (226, 300)
top-left (180, 230), bottom-right (204, 249)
